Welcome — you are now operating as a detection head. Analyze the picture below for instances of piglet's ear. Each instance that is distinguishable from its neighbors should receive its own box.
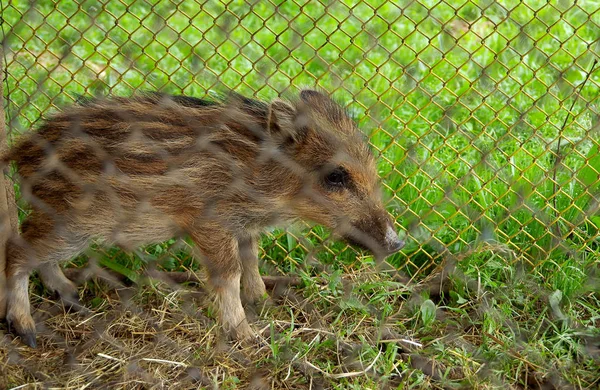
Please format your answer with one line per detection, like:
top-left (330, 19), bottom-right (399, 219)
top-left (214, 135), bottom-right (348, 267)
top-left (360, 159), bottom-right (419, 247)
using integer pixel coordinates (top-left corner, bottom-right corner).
top-left (300, 89), bottom-right (331, 105)
top-left (299, 89), bottom-right (345, 122)
top-left (268, 99), bottom-right (306, 143)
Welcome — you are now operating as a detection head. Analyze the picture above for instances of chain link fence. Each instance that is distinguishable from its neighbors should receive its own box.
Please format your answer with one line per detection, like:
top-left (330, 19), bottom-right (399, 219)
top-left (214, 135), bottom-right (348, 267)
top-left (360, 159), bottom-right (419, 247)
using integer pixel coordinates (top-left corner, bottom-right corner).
top-left (1, 0), bottom-right (599, 388)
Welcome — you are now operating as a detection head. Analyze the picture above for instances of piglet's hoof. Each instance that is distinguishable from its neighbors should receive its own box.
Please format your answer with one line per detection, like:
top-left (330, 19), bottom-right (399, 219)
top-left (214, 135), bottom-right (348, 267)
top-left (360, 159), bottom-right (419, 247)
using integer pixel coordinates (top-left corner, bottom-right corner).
top-left (60, 291), bottom-right (84, 313)
top-left (7, 317), bottom-right (37, 348)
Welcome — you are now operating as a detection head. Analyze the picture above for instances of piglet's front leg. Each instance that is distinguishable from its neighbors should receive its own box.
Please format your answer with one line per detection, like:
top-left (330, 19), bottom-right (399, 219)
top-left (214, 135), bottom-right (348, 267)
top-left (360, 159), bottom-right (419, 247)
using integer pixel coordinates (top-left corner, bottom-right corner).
top-left (189, 224), bottom-right (255, 341)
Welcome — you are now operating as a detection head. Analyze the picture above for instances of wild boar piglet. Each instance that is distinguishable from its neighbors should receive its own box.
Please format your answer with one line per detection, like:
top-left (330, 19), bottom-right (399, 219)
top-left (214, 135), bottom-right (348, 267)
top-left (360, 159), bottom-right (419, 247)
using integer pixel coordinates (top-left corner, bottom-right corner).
top-left (0, 89), bottom-right (404, 347)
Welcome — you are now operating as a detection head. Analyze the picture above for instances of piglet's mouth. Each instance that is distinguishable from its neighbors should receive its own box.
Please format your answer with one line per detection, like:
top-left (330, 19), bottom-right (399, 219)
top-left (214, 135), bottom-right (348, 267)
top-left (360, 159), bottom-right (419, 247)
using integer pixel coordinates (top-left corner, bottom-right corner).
top-left (342, 225), bottom-right (405, 257)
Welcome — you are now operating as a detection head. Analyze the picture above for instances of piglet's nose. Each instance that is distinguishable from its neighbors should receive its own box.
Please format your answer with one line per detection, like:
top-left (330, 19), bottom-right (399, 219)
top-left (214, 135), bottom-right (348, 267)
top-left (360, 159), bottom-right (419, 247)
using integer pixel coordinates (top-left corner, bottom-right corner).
top-left (388, 238), bottom-right (405, 253)
top-left (385, 224), bottom-right (405, 254)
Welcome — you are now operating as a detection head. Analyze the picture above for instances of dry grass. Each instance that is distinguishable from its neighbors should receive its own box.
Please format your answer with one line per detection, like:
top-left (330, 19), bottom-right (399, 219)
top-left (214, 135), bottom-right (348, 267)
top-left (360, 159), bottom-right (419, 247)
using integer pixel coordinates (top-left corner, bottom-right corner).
top-left (1, 251), bottom-right (599, 389)
top-left (0, 267), bottom-right (425, 389)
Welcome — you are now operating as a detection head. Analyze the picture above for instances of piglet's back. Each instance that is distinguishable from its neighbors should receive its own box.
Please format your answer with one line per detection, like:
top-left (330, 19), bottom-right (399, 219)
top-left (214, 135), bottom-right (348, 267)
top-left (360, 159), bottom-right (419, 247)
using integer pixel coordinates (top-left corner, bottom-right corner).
top-left (4, 94), bottom-right (268, 216)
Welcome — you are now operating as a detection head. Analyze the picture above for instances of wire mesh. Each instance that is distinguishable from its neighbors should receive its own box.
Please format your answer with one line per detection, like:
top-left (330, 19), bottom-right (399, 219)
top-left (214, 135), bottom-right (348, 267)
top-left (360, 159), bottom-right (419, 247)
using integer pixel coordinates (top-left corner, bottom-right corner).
top-left (1, 0), bottom-right (599, 388)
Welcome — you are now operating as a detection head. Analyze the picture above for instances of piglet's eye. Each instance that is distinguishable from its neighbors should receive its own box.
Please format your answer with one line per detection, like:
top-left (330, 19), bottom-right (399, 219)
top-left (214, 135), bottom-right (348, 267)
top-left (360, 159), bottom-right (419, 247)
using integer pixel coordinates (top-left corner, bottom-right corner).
top-left (325, 167), bottom-right (349, 188)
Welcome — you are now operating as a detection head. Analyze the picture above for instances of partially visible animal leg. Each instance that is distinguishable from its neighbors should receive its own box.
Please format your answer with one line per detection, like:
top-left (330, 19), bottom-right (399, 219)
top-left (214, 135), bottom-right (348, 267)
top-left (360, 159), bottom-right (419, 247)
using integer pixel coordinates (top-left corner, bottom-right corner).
top-left (6, 238), bottom-right (37, 348)
top-left (190, 224), bottom-right (255, 341)
top-left (38, 262), bottom-right (80, 309)
top-left (239, 234), bottom-right (267, 305)
top-left (5, 211), bottom-right (88, 347)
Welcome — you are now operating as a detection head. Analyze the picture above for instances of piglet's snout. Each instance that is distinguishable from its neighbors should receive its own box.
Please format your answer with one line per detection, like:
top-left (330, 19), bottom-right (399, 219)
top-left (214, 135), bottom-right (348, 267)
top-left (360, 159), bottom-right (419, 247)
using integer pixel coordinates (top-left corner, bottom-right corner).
top-left (384, 224), bottom-right (405, 254)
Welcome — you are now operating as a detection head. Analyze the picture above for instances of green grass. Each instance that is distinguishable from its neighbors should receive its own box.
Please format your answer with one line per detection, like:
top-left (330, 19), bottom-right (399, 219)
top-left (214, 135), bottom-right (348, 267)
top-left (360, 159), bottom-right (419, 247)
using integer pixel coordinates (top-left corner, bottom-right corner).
top-left (2, 0), bottom-right (600, 388)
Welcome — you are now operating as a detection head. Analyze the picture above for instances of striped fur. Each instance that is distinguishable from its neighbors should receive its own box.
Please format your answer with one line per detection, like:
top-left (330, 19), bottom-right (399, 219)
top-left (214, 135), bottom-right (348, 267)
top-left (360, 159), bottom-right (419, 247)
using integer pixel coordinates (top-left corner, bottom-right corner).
top-left (1, 90), bottom-right (404, 347)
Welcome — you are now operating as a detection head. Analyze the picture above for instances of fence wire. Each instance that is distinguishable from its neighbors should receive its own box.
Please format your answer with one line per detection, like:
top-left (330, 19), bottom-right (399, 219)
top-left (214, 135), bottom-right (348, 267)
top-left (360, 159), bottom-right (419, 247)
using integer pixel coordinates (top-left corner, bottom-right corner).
top-left (1, 0), bottom-right (600, 389)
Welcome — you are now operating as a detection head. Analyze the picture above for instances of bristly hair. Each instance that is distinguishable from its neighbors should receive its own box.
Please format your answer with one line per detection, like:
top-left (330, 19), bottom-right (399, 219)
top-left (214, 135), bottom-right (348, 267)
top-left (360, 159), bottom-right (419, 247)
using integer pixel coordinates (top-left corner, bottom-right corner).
top-left (73, 91), bottom-right (269, 117)
top-left (73, 93), bottom-right (99, 106)
top-left (74, 91), bottom-right (217, 108)
top-left (167, 95), bottom-right (217, 108)
top-left (224, 91), bottom-right (269, 118)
